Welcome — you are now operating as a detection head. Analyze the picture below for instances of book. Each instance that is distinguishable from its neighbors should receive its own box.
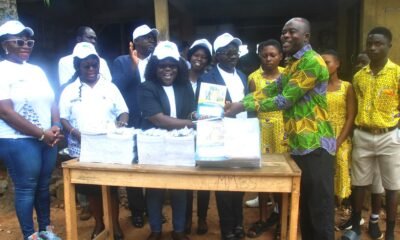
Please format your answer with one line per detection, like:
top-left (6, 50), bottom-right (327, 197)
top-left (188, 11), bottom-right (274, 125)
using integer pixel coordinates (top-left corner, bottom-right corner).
top-left (197, 83), bottom-right (227, 117)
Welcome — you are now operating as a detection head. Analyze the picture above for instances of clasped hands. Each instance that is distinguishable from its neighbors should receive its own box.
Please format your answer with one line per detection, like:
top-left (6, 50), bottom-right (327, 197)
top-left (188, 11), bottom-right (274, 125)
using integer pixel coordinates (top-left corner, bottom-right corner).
top-left (43, 126), bottom-right (64, 147)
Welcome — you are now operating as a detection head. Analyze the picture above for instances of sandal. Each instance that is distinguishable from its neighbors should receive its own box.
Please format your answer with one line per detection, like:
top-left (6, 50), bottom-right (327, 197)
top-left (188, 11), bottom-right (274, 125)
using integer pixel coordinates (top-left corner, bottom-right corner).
top-left (246, 221), bottom-right (268, 238)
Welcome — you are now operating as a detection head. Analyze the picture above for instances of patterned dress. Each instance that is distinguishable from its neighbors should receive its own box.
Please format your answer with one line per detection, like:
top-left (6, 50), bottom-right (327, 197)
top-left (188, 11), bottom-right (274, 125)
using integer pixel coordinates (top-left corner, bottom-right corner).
top-left (327, 80), bottom-right (352, 199)
top-left (248, 66), bottom-right (286, 153)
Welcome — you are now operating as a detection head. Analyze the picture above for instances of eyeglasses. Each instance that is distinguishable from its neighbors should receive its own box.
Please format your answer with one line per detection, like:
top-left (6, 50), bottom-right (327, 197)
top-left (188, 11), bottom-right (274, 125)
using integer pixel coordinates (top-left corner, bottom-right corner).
top-left (4, 39), bottom-right (35, 48)
top-left (217, 50), bottom-right (240, 57)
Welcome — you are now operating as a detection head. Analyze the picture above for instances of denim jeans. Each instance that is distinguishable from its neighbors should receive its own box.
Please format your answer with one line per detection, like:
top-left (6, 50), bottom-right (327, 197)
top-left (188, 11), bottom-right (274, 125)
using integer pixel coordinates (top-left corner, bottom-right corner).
top-left (146, 189), bottom-right (187, 232)
top-left (0, 138), bottom-right (57, 239)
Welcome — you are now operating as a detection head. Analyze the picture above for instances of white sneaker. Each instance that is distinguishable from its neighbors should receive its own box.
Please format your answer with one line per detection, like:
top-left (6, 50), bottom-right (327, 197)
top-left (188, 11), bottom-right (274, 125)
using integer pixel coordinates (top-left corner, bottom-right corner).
top-left (245, 196), bottom-right (259, 207)
top-left (27, 232), bottom-right (44, 240)
top-left (39, 226), bottom-right (61, 240)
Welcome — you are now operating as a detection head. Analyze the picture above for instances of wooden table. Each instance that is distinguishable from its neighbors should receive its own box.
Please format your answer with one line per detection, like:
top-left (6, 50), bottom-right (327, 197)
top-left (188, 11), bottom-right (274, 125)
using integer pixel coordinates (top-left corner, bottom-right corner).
top-left (62, 154), bottom-right (301, 240)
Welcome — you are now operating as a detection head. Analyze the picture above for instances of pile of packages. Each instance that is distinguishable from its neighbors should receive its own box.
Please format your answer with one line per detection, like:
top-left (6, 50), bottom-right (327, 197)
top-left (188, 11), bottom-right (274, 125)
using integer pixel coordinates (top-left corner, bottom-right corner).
top-left (79, 118), bottom-right (261, 168)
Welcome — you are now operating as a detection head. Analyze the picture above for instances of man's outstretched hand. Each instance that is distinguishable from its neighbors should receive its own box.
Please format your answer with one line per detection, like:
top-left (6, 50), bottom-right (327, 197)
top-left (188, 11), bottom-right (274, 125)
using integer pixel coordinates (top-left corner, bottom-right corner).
top-left (224, 101), bottom-right (245, 117)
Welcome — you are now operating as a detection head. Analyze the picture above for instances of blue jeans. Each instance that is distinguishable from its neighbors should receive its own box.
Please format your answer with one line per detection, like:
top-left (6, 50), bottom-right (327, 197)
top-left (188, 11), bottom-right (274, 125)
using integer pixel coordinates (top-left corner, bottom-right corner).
top-left (146, 189), bottom-right (186, 232)
top-left (0, 138), bottom-right (57, 239)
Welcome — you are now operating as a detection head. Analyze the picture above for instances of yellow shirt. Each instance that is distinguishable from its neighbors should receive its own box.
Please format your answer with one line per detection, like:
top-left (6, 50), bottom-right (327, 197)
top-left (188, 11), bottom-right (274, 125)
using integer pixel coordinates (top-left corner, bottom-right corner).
top-left (353, 59), bottom-right (400, 128)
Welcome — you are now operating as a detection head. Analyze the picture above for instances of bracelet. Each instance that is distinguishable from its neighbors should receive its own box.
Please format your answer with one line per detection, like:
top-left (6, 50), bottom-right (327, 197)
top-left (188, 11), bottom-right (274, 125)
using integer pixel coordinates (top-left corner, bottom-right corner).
top-left (52, 122), bottom-right (63, 130)
top-left (38, 129), bottom-right (45, 141)
top-left (69, 128), bottom-right (76, 136)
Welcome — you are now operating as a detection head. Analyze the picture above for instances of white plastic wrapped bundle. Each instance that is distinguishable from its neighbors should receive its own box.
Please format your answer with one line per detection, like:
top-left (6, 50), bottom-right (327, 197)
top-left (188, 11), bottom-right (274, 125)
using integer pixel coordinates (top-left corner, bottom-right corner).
top-left (137, 128), bottom-right (196, 166)
top-left (80, 127), bottom-right (138, 164)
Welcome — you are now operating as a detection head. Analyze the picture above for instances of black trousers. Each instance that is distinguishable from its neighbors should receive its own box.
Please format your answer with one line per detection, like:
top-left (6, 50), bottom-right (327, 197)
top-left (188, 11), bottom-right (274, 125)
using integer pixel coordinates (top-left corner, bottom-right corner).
top-left (291, 148), bottom-right (335, 240)
top-left (186, 190), bottom-right (210, 221)
top-left (215, 191), bottom-right (244, 234)
top-left (126, 187), bottom-right (146, 217)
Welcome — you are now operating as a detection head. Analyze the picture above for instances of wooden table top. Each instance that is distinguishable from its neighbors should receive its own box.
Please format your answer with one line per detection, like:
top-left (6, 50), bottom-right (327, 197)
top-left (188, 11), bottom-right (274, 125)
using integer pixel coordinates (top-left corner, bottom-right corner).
top-left (62, 153), bottom-right (301, 177)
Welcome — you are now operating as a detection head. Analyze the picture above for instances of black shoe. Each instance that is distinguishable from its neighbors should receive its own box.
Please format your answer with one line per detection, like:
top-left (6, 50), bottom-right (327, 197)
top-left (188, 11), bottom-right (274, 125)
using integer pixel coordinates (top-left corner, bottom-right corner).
top-left (233, 226), bottom-right (245, 239)
top-left (368, 220), bottom-right (383, 239)
top-left (132, 214), bottom-right (145, 228)
top-left (221, 232), bottom-right (239, 240)
top-left (246, 220), bottom-right (268, 238)
top-left (196, 218), bottom-right (208, 235)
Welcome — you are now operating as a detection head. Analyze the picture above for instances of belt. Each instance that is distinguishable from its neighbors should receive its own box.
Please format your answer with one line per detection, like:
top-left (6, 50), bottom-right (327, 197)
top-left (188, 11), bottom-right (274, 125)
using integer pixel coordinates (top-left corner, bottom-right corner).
top-left (356, 125), bottom-right (397, 135)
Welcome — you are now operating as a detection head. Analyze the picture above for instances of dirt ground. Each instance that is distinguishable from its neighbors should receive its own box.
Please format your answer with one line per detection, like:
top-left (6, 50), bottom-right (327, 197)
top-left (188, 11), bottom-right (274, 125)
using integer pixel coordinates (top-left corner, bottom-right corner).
top-left (0, 190), bottom-right (399, 240)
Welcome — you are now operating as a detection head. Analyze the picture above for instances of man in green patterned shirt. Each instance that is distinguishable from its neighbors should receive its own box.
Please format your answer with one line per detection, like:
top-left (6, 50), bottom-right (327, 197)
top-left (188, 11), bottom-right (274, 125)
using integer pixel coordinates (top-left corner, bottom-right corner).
top-left (225, 18), bottom-right (336, 240)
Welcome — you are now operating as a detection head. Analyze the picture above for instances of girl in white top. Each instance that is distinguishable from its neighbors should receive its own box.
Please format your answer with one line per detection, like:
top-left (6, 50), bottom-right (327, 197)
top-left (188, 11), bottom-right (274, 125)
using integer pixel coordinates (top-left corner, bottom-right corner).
top-left (59, 42), bottom-right (128, 240)
top-left (0, 20), bottom-right (62, 240)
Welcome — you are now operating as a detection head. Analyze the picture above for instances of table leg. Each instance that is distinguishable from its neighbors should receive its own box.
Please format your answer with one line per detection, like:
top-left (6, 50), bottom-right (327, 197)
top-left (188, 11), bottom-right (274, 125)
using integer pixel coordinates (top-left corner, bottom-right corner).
top-left (280, 193), bottom-right (288, 240)
top-left (102, 185), bottom-right (114, 240)
top-left (63, 168), bottom-right (78, 240)
top-left (288, 176), bottom-right (301, 240)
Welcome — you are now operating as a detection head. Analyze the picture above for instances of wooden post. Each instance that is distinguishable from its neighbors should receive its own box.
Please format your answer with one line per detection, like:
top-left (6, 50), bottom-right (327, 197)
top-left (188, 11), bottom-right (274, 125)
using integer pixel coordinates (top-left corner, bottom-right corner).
top-left (154, 0), bottom-right (169, 40)
top-left (63, 168), bottom-right (78, 240)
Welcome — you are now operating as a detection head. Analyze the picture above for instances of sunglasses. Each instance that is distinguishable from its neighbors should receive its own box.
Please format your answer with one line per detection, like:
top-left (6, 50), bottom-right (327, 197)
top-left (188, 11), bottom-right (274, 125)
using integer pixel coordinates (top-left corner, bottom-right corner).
top-left (5, 39), bottom-right (35, 48)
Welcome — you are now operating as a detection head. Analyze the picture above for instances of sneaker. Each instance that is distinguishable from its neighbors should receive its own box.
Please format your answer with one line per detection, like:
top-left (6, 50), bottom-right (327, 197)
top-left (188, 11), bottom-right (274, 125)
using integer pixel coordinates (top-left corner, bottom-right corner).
top-left (39, 226), bottom-right (61, 240)
top-left (338, 217), bottom-right (364, 230)
top-left (245, 196), bottom-right (259, 208)
top-left (368, 220), bottom-right (383, 239)
top-left (28, 232), bottom-right (44, 240)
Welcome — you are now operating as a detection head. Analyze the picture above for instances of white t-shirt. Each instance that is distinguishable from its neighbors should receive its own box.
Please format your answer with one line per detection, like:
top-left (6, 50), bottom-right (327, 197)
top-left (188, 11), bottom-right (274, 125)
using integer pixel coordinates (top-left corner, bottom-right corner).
top-left (138, 56), bottom-right (150, 83)
top-left (217, 64), bottom-right (247, 118)
top-left (191, 81), bottom-right (197, 93)
top-left (162, 86), bottom-right (177, 118)
top-left (59, 77), bottom-right (129, 157)
top-left (0, 60), bottom-right (55, 138)
top-left (217, 64), bottom-right (245, 102)
top-left (58, 54), bottom-right (112, 86)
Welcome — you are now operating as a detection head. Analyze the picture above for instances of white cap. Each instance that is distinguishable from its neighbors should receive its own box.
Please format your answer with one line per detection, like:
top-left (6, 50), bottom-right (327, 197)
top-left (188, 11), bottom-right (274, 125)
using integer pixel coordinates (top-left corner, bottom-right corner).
top-left (72, 42), bottom-right (98, 59)
top-left (213, 33), bottom-right (242, 52)
top-left (0, 20), bottom-right (34, 38)
top-left (132, 24), bottom-right (159, 40)
top-left (153, 41), bottom-right (180, 61)
top-left (190, 39), bottom-right (212, 55)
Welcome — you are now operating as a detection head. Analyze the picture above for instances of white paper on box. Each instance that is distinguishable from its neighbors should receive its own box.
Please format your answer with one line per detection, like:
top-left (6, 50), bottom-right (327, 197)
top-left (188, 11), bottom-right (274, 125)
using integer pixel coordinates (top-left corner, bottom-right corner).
top-left (223, 118), bottom-right (261, 160)
top-left (195, 118), bottom-right (261, 168)
top-left (165, 135), bottom-right (195, 166)
top-left (80, 129), bottom-right (136, 164)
